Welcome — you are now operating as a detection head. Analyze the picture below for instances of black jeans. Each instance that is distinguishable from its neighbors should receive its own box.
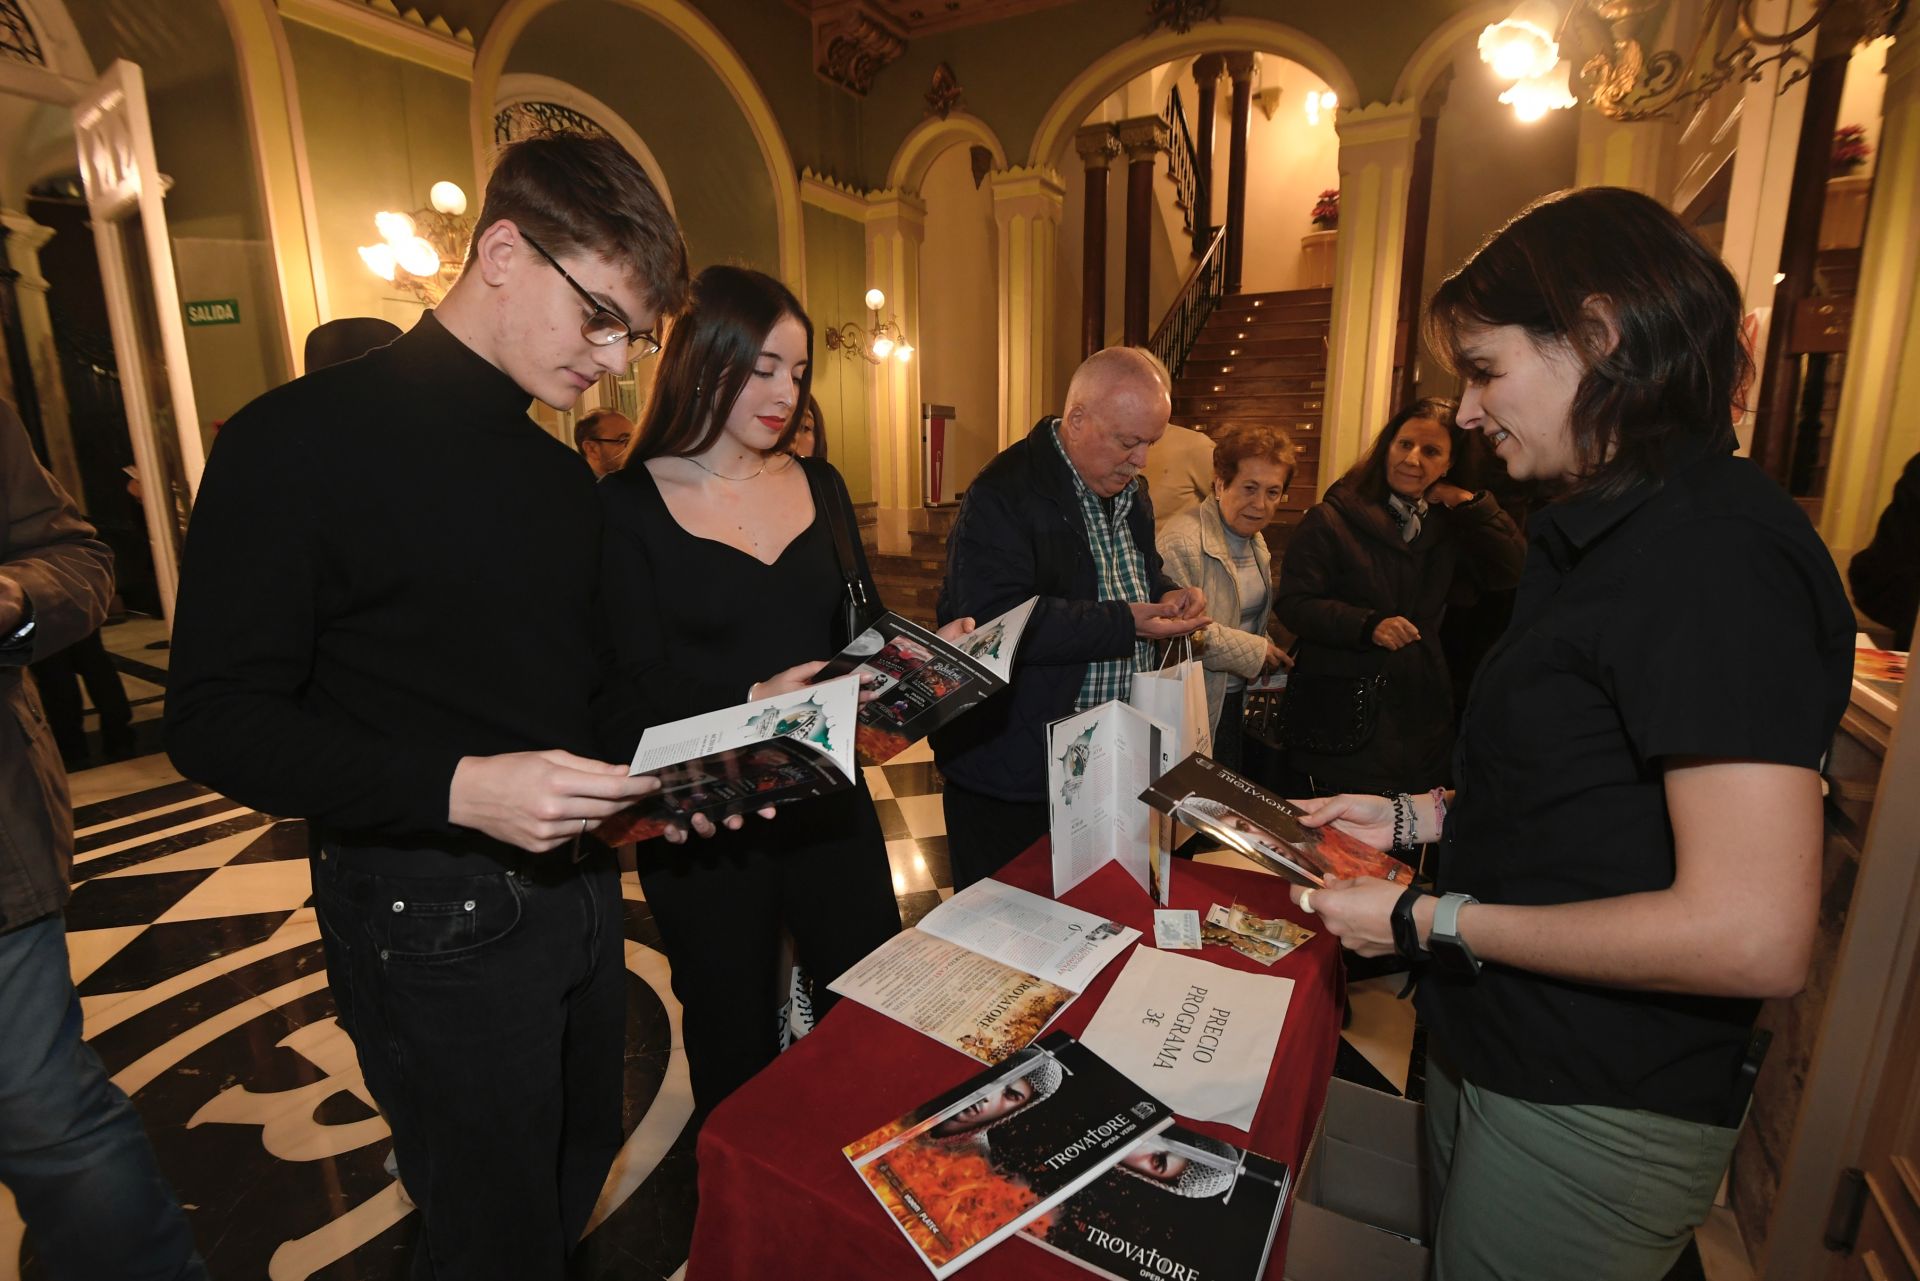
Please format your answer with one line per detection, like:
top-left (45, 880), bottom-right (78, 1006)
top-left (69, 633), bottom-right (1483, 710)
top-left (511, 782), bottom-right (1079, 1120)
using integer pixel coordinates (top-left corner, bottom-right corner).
top-left (637, 787), bottom-right (899, 1115)
top-left (310, 847), bottom-right (625, 1281)
top-left (942, 782), bottom-right (1050, 890)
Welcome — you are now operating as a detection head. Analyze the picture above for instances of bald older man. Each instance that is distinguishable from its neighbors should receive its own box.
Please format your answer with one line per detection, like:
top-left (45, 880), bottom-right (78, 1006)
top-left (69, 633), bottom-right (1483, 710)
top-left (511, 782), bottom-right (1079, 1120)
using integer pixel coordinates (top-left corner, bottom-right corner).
top-left (933, 346), bottom-right (1207, 888)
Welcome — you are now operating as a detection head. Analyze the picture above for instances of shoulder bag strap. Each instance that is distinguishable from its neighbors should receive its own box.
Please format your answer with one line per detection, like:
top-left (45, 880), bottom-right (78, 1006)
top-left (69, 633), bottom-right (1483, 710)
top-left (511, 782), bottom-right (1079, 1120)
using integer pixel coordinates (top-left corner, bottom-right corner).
top-left (802, 458), bottom-right (871, 619)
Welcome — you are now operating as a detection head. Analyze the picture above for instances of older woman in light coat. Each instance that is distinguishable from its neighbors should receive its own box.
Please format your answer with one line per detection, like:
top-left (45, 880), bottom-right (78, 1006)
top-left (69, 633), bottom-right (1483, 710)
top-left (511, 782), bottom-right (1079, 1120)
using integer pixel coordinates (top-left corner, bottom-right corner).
top-left (1156, 426), bottom-right (1296, 777)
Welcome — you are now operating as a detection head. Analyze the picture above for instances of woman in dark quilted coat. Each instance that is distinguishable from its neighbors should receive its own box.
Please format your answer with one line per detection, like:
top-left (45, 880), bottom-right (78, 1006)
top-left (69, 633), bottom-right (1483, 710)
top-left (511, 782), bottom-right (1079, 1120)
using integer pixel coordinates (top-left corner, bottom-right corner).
top-left (1275, 398), bottom-right (1524, 796)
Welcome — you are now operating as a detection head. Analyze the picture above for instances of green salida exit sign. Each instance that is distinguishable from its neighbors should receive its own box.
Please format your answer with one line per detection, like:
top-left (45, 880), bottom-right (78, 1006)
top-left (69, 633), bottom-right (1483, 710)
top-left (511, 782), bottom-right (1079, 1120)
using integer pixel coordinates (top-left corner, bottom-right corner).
top-left (184, 298), bottom-right (240, 327)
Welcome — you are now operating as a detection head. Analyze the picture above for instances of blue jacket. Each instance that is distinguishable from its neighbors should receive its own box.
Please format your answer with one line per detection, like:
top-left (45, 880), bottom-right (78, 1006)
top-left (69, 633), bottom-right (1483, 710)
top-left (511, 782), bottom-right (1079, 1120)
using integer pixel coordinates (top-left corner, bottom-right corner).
top-left (934, 418), bottom-right (1178, 801)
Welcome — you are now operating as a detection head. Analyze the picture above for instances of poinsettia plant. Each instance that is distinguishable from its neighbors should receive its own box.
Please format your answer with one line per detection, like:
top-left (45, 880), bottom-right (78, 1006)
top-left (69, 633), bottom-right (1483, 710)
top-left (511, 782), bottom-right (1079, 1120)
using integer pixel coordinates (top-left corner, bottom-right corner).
top-left (1833, 124), bottom-right (1871, 175)
top-left (1310, 188), bottom-right (1339, 229)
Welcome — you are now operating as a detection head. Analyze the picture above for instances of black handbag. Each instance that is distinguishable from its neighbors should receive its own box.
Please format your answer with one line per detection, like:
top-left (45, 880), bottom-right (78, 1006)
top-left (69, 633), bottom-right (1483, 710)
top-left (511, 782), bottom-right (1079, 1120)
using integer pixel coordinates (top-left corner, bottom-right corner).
top-left (1272, 670), bottom-right (1388, 756)
top-left (802, 460), bottom-right (882, 645)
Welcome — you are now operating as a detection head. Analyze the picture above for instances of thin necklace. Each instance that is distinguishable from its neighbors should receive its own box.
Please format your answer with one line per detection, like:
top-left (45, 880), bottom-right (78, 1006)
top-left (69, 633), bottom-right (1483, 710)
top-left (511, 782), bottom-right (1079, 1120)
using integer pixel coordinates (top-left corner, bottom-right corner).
top-left (688, 451), bottom-right (791, 482)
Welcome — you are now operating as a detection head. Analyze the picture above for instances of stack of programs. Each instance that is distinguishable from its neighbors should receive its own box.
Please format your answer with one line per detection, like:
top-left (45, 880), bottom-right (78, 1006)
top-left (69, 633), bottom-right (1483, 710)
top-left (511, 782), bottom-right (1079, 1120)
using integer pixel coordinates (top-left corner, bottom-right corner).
top-left (844, 1032), bottom-right (1173, 1277)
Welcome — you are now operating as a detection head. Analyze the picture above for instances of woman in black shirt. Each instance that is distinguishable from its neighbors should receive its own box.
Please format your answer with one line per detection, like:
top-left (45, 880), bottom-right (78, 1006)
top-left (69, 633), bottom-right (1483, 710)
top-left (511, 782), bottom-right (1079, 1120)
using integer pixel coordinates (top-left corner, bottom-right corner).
top-left (1289, 188), bottom-right (1854, 1279)
top-left (598, 266), bottom-right (968, 1113)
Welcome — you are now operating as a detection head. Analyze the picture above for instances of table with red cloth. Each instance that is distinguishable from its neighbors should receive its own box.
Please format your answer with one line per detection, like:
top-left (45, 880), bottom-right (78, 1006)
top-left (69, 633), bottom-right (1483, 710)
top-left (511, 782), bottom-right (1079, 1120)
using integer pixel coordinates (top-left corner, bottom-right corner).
top-left (685, 840), bottom-right (1344, 1280)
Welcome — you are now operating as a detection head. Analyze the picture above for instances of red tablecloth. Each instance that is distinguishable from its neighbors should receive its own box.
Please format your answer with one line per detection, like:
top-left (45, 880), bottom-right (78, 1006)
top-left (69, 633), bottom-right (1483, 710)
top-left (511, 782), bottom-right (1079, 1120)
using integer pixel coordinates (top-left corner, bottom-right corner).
top-left (686, 842), bottom-right (1343, 1280)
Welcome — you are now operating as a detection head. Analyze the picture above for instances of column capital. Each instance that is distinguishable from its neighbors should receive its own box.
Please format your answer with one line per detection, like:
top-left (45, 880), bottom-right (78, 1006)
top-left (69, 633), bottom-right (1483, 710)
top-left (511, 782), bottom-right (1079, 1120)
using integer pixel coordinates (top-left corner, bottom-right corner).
top-left (989, 166), bottom-right (1066, 222)
top-left (864, 188), bottom-right (927, 242)
top-left (1192, 52), bottom-right (1227, 83)
top-left (1224, 51), bottom-right (1257, 82)
top-left (0, 211), bottom-right (55, 293)
top-left (1073, 123), bottom-right (1121, 169)
top-left (1333, 99), bottom-right (1422, 153)
top-left (1115, 114), bottom-right (1170, 162)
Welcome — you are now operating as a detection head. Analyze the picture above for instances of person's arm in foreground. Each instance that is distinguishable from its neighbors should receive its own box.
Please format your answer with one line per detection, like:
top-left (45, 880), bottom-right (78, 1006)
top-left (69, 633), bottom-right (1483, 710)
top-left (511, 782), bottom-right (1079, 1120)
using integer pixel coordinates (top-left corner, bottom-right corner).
top-left (1293, 758), bottom-right (1821, 999)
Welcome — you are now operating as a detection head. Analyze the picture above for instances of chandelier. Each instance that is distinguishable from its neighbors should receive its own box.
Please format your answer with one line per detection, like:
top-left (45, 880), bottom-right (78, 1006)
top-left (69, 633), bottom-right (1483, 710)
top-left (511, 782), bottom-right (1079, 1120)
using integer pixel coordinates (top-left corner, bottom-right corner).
top-left (823, 288), bottom-right (915, 365)
top-left (358, 181), bottom-right (475, 306)
top-left (1479, 0), bottom-right (1906, 124)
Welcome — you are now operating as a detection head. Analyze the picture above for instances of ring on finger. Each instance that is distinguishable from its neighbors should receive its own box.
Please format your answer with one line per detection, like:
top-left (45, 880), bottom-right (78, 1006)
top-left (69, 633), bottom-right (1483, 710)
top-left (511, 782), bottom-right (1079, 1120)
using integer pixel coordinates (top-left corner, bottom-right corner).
top-left (1300, 888), bottom-right (1317, 915)
top-left (578, 817), bottom-right (588, 837)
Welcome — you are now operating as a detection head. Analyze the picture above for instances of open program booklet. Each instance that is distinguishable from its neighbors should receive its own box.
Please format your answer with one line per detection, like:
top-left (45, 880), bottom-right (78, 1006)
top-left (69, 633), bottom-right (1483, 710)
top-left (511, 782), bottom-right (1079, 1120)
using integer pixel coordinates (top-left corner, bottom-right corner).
top-left (597, 675), bottom-right (861, 844)
top-left (1022, 1124), bottom-right (1293, 1281)
top-left (844, 1032), bottom-right (1174, 1279)
top-left (1048, 701), bottom-right (1176, 904)
top-left (1139, 753), bottom-right (1414, 888)
top-left (811, 597), bottom-right (1037, 764)
top-left (828, 878), bottom-right (1139, 1065)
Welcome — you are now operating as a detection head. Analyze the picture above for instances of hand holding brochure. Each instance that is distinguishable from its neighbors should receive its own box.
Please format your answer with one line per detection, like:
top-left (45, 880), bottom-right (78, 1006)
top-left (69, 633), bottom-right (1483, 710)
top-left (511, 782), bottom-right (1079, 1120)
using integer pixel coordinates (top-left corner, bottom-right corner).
top-left (598, 676), bottom-right (861, 844)
top-left (843, 1032), bottom-right (1174, 1278)
top-left (828, 879), bottom-right (1139, 1064)
top-left (813, 597), bottom-right (1037, 764)
top-left (1139, 752), bottom-right (1413, 888)
top-left (1022, 1125), bottom-right (1293, 1281)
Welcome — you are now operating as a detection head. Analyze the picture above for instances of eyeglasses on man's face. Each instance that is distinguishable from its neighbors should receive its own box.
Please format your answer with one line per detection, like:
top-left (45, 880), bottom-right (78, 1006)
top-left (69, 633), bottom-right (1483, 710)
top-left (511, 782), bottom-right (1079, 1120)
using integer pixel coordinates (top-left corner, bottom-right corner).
top-left (586, 434), bottom-right (631, 451)
top-left (522, 232), bottom-right (661, 357)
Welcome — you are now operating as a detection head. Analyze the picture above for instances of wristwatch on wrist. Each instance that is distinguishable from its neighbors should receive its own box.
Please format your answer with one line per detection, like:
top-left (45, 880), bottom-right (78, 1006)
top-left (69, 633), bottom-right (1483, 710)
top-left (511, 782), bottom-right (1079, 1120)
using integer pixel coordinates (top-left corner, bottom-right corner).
top-left (1390, 886), bottom-right (1429, 963)
top-left (1429, 892), bottom-right (1481, 979)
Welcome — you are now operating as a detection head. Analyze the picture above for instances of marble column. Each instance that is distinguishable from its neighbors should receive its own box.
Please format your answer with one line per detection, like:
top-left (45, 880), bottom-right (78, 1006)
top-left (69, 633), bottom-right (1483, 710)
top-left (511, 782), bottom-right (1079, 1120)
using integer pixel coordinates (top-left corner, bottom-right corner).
top-left (863, 190), bottom-right (926, 555)
top-left (1322, 101), bottom-right (1421, 492)
top-left (1820, 26), bottom-right (1920, 565)
top-left (1116, 116), bottom-right (1170, 346)
top-left (1074, 125), bottom-right (1120, 361)
top-left (0, 211), bottom-right (82, 501)
top-left (1192, 53), bottom-right (1226, 259)
top-left (1223, 52), bottom-right (1256, 293)
top-left (991, 166), bottom-right (1066, 449)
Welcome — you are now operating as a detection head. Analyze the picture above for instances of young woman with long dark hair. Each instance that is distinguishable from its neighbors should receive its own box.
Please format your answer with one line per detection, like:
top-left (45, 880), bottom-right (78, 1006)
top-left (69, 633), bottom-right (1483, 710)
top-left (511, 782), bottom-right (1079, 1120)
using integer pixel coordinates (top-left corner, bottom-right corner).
top-left (1291, 187), bottom-right (1856, 1279)
top-left (597, 264), bottom-right (968, 1114)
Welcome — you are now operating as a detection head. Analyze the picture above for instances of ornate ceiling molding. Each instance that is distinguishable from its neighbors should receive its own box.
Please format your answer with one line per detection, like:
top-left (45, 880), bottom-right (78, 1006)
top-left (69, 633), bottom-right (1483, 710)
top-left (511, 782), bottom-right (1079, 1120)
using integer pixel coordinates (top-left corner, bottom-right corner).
top-left (278, 0), bottom-right (475, 80)
top-left (810, 0), bottom-right (907, 96)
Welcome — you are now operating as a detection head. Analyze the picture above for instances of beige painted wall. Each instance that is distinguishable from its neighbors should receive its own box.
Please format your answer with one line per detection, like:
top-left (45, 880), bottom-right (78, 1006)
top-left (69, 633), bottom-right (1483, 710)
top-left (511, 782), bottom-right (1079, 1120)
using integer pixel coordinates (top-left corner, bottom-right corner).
top-left (917, 142), bottom-right (1000, 498)
top-left (1415, 37), bottom-right (1579, 400)
top-left (285, 23), bottom-right (474, 333)
top-left (801, 203), bottom-right (874, 504)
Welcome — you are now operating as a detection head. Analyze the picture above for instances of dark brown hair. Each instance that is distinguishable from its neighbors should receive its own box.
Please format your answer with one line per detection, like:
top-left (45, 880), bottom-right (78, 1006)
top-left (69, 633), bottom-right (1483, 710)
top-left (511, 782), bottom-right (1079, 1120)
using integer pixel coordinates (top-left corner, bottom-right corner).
top-left (1342, 397), bottom-right (1464, 504)
top-left (627, 265), bottom-right (813, 463)
top-left (796, 394), bottom-right (829, 461)
top-left (1425, 186), bottom-right (1745, 497)
top-left (470, 132), bottom-right (690, 317)
top-left (1211, 425), bottom-right (1298, 488)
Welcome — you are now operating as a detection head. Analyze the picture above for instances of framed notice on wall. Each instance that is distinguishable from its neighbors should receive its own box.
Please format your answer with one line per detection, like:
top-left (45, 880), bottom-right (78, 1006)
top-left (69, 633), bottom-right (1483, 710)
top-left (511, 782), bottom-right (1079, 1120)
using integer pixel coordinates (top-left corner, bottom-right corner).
top-left (922, 403), bottom-right (957, 506)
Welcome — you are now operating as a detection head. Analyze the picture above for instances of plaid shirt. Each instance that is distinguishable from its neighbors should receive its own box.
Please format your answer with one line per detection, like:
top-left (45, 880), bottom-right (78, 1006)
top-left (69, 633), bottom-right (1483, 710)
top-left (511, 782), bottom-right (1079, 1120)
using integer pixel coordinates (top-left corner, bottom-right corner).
top-left (1053, 424), bottom-right (1156, 710)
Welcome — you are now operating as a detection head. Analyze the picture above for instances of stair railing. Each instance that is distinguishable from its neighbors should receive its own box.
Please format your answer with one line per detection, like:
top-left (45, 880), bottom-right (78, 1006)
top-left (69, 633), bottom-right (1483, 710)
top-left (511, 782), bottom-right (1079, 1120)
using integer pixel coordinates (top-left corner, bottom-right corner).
top-left (1147, 225), bottom-right (1226, 384)
top-left (1161, 86), bottom-right (1200, 239)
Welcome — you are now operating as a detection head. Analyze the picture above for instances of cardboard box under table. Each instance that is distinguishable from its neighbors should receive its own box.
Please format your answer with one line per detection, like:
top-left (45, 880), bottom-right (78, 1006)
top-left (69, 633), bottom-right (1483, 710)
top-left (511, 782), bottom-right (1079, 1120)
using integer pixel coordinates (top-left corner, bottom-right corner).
top-left (1285, 1078), bottom-right (1431, 1281)
top-left (685, 838), bottom-right (1344, 1280)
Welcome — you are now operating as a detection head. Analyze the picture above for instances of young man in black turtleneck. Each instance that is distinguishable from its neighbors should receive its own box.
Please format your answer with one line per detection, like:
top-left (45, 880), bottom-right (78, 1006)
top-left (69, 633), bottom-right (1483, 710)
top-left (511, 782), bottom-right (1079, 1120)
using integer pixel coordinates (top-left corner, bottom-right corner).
top-left (167, 134), bottom-right (690, 1279)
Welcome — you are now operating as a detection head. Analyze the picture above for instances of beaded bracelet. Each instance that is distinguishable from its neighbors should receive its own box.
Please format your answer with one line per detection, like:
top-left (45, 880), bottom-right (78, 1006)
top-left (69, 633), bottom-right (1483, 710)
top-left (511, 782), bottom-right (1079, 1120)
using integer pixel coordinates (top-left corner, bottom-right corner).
top-left (1386, 791), bottom-right (1410, 851)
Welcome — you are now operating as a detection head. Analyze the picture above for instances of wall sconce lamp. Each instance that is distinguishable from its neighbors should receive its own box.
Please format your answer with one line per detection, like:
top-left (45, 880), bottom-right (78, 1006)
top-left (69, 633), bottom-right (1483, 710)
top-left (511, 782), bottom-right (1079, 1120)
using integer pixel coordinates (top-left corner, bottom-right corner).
top-left (1302, 89), bottom-right (1338, 126)
top-left (359, 181), bottom-right (474, 306)
top-left (824, 288), bottom-right (915, 365)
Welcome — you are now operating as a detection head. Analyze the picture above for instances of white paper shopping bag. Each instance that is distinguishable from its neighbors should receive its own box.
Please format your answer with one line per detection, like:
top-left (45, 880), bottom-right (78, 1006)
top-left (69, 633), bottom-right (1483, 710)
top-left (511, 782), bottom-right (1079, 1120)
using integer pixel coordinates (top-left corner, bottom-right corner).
top-left (1130, 635), bottom-right (1212, 760)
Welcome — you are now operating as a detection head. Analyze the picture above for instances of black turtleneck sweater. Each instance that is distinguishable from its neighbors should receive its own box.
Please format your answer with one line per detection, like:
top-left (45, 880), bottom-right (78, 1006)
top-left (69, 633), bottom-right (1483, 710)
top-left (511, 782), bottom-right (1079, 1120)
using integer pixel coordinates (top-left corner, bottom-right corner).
top-left (166, 313), bottom-right (603, 864)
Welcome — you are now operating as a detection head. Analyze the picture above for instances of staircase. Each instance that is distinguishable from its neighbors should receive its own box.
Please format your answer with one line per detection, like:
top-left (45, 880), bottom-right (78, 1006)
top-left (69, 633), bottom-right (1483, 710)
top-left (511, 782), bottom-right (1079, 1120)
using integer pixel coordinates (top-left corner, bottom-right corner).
top-left (864, 505), bottom-right (955, 628)
top-left (1169, 285), bottom-right (1332, 547)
